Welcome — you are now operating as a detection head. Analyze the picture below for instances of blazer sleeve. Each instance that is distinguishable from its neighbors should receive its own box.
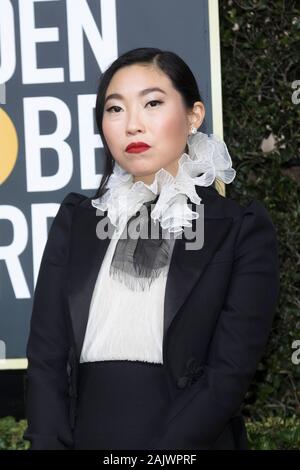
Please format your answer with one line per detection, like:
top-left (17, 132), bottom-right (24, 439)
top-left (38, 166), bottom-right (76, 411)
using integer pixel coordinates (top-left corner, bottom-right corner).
top-left (148, 199), bottom-right (280, 450)
top-left (23, 192), bottom-right (84, 450)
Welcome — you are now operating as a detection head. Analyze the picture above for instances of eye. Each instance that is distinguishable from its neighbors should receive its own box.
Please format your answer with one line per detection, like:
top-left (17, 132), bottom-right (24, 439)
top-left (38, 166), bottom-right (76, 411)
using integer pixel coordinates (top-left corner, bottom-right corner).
top-left (105, 105), bottom-right (122, 113)
top-left (146, 100), bottom-right (163, 108)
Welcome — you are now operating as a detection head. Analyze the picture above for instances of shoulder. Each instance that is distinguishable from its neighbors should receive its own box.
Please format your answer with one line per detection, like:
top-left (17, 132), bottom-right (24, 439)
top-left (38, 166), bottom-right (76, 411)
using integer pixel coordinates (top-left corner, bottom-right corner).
top-left (44, 192), bottom-right (89, 265)
top-left (60, 191), bottom-right (88, 207)
top-left (202, 185), bottom-right (276, 227)
top-left (220, 194), bottom-right (279, 271)
top-left (51, 192), bottom-right (88, 230)
top-left (200, 186), bottom-right (278, 260)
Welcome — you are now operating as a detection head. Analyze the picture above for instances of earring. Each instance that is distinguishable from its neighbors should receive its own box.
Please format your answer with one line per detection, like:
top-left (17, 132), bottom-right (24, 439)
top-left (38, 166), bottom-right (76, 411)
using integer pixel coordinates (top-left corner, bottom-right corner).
top-left (190, 126), bottom-right (197, 135)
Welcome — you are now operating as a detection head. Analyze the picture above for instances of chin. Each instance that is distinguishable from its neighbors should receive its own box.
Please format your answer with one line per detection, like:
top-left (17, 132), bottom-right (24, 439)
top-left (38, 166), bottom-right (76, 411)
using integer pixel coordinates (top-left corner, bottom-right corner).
top-left (129, 164), bottom-right (159, 176)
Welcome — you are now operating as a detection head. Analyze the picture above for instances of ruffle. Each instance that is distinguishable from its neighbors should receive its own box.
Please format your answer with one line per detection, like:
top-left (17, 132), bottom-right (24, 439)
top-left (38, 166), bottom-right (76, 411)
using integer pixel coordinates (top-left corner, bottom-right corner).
top-left (91, 131), bottom-right (236, 235)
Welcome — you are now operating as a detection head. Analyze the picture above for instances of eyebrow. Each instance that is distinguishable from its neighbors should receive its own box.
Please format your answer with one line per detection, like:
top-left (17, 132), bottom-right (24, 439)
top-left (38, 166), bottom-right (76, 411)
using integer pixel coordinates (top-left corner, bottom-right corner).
top-left (104, 87), bottom-right (167, 105)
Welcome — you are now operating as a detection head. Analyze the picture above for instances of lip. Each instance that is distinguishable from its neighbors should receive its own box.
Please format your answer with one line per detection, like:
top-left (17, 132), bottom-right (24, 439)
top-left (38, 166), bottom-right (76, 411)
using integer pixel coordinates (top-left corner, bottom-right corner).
top-left (125, 142), bottom-right (151, 153)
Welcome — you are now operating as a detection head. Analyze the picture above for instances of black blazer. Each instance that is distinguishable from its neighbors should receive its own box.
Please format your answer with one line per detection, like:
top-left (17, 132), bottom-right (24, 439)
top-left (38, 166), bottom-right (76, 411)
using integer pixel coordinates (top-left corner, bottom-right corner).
top-left (23, 184), bottom-right (280, 450)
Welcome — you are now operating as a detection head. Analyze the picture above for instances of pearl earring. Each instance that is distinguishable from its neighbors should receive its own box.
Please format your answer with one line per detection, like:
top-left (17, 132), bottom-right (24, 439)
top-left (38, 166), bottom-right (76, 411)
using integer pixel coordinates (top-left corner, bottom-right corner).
top-left (190, 126), bottom-right (197, 135)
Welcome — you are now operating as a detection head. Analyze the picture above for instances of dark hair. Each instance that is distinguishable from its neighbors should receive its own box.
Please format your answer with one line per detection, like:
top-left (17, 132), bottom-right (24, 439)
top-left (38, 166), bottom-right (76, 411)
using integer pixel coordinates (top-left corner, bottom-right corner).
top-left (92, 47), bottom-right (213, 199)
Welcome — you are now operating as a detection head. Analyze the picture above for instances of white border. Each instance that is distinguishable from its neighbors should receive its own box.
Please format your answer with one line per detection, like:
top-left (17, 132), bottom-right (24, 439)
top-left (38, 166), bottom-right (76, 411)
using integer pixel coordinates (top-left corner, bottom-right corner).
top-left (208, 0), bottom-right (225, 197)
top-left (208, 0), bottom-right (223, 140)
top-left (0, 359), bottom-right (28, 370)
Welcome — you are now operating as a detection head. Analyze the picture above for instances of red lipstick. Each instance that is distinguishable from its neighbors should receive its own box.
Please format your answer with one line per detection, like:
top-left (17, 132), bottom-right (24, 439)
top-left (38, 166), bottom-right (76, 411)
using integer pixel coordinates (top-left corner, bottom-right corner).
top-left (125, 141), bottom-right (151, 153)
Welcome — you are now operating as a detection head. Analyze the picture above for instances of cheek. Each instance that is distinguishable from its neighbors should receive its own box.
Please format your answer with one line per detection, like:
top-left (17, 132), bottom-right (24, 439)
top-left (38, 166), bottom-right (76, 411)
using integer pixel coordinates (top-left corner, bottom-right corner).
top-left (156, 108), bottom-right (187, 138)
top-left (102, 119), bottom-right (118, 153)
top-left (156, 114), bottom-right (187, 155)
top-left (102, 117), bottom-right (114, 140)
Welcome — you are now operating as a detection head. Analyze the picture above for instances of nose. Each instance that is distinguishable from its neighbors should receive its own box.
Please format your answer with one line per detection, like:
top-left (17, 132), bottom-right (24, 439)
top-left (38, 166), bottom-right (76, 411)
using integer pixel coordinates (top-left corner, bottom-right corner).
top-left (126, 108), bottom-right (145, 135)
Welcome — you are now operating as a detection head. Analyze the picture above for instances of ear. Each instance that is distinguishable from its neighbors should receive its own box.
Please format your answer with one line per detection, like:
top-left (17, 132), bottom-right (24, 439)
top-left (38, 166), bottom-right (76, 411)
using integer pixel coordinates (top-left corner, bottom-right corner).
top-left (188, 101), bottom-right (205, 130)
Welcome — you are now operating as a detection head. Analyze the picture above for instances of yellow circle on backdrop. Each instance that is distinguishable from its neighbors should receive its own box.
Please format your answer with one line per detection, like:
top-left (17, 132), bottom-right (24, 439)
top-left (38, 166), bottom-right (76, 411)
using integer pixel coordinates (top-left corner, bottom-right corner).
top-left (0, 108), bottom-right (19, 185)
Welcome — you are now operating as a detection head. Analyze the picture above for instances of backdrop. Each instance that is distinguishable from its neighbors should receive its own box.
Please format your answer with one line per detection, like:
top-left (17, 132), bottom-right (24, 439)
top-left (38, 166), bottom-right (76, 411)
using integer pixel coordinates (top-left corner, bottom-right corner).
top-left (0, 0), bottom-right (223, 366)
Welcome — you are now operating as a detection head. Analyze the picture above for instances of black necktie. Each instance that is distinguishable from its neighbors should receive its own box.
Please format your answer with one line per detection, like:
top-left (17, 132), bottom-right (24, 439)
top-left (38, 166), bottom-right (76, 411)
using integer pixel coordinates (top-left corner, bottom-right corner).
top-left (108, 196), bottom-right (176, 291)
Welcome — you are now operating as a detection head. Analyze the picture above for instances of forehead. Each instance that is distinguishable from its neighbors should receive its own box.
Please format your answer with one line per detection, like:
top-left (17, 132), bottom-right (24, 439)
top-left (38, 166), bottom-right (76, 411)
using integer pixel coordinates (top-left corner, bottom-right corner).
top-left (105, 64), bottom-right (175, 96)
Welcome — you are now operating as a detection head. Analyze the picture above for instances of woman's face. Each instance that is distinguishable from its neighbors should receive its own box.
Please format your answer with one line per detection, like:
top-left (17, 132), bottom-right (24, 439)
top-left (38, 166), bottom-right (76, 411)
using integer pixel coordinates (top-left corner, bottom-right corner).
top-left (102, 64), bottom-right (204, 185)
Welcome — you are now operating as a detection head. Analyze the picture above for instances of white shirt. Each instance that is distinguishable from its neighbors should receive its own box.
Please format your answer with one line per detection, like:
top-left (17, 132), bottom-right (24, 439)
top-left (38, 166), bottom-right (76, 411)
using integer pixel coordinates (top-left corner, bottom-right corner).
top-left (80, 215), bottom-right (174, 364)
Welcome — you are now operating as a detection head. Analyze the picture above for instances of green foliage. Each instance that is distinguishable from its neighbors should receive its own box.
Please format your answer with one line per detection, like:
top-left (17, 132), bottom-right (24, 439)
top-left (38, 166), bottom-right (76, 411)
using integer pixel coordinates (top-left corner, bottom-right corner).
top-left (246, 416), bottom-right (300, 450)
top-left (0, 416), bottom-right (299, 450)
top-left (220, 0), bottom-right (300, 422)
top-left (0, 417), bottom-right (30, 450)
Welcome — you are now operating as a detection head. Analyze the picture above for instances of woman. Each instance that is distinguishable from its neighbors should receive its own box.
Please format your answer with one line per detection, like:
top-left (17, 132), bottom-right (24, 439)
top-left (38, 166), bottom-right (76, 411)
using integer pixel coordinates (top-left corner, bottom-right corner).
top-left (24, 47), bottom-right (280, 450)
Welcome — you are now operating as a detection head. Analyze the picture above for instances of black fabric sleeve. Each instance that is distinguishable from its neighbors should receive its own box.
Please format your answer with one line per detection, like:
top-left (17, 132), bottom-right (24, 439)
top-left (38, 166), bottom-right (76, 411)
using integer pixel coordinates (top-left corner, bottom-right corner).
top-left (23, 192), bottom-right (85, 450)
top-left (148, 199), bottom-right (280, 450)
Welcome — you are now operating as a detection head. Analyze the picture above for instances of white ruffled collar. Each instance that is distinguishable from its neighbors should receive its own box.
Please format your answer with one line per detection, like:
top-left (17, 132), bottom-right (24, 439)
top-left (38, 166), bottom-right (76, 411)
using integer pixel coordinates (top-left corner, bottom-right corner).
top-left (91, 131), bottom-right (236, 235)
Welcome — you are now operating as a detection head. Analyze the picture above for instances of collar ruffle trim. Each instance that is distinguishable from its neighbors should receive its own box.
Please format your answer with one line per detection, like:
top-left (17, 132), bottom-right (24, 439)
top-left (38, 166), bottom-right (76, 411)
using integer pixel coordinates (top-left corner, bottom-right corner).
top-left (91, 131), bottom-right (236, 235)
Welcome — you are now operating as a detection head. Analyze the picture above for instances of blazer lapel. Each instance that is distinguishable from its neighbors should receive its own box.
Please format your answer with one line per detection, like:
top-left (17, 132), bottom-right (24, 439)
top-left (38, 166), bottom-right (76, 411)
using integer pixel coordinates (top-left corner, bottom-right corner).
top-left (162, 193), bottom-right (233, 361)
top-left (67, 186), bottom-right (233, 362)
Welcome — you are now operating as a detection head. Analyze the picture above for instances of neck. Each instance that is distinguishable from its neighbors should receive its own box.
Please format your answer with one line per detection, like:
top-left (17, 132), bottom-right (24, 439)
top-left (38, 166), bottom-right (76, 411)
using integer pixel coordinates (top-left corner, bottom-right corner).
top-left (133, 173), bottom-right (156, 185)
top-left (133, 159), bottom-right (180, 185)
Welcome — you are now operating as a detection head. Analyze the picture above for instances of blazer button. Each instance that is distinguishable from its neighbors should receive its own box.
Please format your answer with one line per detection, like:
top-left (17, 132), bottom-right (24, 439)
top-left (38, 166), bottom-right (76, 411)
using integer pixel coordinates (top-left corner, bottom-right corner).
top-left (177, 376), bottom-right (189, 389)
